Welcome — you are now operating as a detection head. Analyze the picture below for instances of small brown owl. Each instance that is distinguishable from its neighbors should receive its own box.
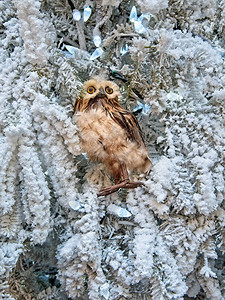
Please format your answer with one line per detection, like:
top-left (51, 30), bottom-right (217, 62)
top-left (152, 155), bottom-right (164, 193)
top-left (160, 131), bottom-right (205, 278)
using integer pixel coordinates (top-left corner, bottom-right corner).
top-left (74, 76), bottom-right (152, 196)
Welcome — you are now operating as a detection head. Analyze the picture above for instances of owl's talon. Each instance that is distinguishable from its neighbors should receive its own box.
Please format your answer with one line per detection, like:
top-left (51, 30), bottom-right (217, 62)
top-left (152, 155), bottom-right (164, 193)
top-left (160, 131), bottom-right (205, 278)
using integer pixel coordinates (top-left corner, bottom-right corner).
top-left (97, 181), bottom-right (144, 197)
top-left (124, 181), bottom-right (144, 189)
top-left (97, 186), bottom-right (120, 197)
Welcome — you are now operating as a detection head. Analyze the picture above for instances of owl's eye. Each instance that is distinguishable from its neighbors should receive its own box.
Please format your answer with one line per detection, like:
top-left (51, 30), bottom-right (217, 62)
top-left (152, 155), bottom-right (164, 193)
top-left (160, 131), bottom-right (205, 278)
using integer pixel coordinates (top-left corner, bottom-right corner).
top-left (87, 86), bottom-right (96, 94)
top-left (105, 86), bottom-right (113, 94)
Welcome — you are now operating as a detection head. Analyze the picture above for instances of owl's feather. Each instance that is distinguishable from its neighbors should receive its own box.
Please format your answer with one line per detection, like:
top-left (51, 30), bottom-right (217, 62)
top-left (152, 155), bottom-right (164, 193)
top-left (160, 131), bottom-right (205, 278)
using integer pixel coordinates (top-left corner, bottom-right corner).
top-left (74, 77), bottom-right (151, 196)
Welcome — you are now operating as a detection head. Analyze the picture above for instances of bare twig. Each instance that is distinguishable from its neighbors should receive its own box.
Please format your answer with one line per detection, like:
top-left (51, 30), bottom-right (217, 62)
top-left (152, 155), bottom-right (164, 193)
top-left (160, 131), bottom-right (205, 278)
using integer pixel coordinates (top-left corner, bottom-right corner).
top-left (93, 1), bottom-right (113, 37)
top-left (76, 20), bottom-right (87, 50)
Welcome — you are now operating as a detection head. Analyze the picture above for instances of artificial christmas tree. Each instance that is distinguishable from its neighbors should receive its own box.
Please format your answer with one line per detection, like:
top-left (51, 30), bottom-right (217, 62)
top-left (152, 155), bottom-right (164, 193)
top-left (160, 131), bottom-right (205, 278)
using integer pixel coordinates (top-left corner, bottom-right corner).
top-left (0, 0), bottom-right (224, 299)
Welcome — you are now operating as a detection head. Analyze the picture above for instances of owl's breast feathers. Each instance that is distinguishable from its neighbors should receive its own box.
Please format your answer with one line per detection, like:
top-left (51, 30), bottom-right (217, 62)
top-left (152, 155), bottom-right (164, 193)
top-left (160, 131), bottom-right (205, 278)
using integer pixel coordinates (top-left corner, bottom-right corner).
top-left (74, 92), bottom-right (151, 175)
top-left (74, 95), bottom-right (144, 146)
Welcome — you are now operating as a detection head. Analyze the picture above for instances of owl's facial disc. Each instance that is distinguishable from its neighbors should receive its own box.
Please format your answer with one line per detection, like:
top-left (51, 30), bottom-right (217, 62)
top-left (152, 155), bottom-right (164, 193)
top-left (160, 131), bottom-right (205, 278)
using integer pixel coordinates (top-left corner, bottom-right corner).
top-left (84, 78), bottom-right (120, 101)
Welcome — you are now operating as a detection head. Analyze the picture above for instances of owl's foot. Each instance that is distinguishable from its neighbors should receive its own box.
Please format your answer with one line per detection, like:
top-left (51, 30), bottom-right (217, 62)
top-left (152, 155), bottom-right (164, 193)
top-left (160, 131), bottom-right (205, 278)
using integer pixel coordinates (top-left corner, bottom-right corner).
top-left (97, 180), bottom-right (144, 197)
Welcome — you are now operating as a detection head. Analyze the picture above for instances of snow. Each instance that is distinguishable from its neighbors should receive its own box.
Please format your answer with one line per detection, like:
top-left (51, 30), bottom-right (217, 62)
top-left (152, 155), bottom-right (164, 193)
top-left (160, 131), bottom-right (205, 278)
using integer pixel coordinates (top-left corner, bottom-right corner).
top-left (137, 0), bottom-right (168, 14)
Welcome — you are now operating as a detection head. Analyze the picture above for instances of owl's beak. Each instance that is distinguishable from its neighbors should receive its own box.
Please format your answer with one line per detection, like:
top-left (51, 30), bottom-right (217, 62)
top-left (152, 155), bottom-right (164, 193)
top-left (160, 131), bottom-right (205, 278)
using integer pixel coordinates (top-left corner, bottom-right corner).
top-left (96, 87), bottom-right (106, 98)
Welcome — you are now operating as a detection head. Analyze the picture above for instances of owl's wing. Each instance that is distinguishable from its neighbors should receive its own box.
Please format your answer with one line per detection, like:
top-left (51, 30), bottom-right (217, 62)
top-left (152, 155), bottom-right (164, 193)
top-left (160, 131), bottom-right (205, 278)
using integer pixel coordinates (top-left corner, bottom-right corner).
top-left (110, 109), bottom-right (145, 145)
top-left (74, 98), bottom-right (83, 112)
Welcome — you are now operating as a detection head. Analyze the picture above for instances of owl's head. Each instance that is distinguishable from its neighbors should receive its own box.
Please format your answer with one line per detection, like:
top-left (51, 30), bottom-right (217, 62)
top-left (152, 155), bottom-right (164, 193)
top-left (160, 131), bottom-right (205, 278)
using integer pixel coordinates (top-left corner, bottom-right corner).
top-left (82, 77), bottom-right (120, 101)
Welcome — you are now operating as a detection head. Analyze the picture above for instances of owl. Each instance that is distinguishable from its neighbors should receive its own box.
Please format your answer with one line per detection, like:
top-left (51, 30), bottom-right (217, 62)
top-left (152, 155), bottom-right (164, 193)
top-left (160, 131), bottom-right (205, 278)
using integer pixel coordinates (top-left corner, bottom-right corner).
top-left (74, 76), bottom-right (152, 196)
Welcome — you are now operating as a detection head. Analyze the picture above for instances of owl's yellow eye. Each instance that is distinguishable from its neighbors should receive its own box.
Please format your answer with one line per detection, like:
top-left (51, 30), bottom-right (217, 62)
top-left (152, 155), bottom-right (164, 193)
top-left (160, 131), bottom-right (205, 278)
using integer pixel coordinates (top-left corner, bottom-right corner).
top-left (87, 86), bottom-right (96, 94)
top-left (105, 86), bottom-right (113, 94)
